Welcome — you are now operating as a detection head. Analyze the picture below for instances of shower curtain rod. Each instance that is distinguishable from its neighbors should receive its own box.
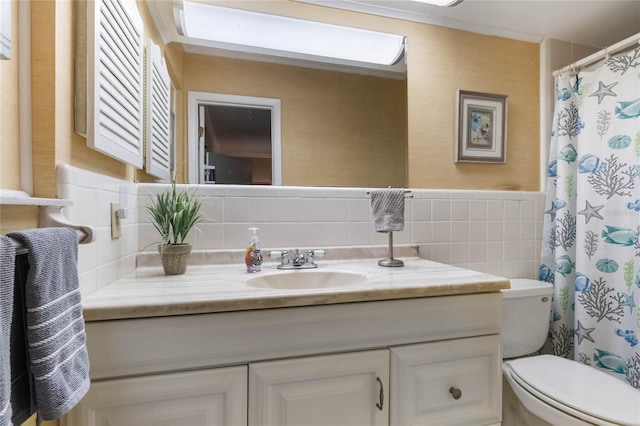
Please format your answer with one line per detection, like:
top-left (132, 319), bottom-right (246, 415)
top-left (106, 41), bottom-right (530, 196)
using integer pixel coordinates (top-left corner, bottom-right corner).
top-left (553, 31), bottom-right (640, 76)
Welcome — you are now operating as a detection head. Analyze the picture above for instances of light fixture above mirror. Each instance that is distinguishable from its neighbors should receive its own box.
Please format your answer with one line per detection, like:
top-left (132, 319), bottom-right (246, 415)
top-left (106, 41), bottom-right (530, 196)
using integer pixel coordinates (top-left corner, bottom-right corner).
top-left (173, 0), bottom-right (406, 66)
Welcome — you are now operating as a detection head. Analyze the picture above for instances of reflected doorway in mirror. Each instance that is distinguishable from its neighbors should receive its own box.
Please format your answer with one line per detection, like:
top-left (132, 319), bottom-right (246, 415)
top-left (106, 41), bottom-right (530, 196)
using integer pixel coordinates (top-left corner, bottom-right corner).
top-left (188, 91), bottom-right (282, 185)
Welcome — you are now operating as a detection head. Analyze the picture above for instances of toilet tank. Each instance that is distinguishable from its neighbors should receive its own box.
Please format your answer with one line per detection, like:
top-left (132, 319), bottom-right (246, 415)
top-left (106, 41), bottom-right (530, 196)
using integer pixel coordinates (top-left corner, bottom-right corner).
top-left (501, 279), bottom-right (554, 359)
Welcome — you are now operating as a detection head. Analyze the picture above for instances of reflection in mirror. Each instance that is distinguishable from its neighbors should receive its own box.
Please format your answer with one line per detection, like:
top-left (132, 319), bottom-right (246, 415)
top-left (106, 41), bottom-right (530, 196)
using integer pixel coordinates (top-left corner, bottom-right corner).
top-left (173, 0), bottom-right (406, 67)
top-left (185, 65), bottom-right (406, 187)
top-left (201, 105), bottom-right (272, 185)
top-left (188, 92), bottom-right (283, 185)
top-left (146, 1), bottom-right (407, 188)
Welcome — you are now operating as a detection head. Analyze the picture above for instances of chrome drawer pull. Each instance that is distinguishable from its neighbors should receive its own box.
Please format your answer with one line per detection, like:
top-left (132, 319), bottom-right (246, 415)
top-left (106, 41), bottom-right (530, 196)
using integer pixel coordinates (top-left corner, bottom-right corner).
top-left (376, 377), bottom-right (384, 410)
top-left (449, 387), bottom-right (462, 400)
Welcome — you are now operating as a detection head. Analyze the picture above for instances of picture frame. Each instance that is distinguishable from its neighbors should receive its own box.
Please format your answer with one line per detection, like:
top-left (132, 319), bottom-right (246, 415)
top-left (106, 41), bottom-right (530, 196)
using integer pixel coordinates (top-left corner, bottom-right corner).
top-left (455, 90), bottom-right (508, 163)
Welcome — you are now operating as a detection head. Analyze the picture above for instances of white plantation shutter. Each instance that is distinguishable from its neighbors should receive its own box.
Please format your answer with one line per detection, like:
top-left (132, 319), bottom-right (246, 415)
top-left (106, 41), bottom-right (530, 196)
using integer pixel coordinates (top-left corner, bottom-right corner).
top-left (144, 41), bottom-right (171, 181)
top-left (87, 0), bottom-right (144, 168)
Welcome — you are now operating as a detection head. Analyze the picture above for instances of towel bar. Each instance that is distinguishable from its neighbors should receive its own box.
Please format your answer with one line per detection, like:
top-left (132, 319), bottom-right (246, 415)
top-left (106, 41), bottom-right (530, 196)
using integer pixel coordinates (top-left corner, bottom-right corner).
top-left (8, 229), bottom-right (91, 256)
top-left (2, 203), bottom-right (95, 255)
top-left (366, 189), bottom-right (413, 198)
top-left (367, 188), bottom-right (409, 267)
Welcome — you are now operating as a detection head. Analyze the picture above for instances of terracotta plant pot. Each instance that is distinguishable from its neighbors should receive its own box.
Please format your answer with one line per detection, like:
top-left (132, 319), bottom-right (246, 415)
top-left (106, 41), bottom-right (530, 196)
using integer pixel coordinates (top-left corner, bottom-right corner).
top-left (159, 243), bottom-right (192, 275)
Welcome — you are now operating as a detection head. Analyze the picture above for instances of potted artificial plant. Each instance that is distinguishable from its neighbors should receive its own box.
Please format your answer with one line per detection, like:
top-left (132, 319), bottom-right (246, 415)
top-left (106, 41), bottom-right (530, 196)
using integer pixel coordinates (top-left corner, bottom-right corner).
top-left (146, 181), bottom-right (203, 275)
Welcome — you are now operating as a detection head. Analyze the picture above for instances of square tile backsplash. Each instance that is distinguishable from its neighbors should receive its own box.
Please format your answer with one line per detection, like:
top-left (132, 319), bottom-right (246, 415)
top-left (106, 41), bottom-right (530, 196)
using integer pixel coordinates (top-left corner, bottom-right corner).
top-left (54, 165), bottom-right (545, 296)
top-left (138, 184), bottom-right (545, 280)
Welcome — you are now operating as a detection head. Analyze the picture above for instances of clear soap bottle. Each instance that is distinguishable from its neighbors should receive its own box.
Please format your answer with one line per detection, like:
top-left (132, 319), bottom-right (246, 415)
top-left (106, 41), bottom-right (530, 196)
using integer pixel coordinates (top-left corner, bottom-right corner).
top-left (245, 227), bottom-right (262, 273)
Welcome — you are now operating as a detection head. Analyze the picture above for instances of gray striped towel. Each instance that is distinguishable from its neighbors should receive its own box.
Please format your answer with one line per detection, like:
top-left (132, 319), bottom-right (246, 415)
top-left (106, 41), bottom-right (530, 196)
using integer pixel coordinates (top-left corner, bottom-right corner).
top-left (6, 228), bottom-right (90, 421)
top-left (370, 188), bottom-right (405, 232)
top-left (0, 236), bottom-right (16, 426)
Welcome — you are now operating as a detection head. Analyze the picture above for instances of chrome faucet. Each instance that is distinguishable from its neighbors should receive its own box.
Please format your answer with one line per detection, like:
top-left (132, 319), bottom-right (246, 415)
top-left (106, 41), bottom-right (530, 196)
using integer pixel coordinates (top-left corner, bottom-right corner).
top-left (292, 249), bottom-right (306, 266)
top-left (269, 249), bottom-right (325, 269)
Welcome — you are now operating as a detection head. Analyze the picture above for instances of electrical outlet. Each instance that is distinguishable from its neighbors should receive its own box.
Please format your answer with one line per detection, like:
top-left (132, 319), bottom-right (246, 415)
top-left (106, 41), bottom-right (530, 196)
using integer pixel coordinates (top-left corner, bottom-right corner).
top-left (111, 203), bottom-right (122, 239)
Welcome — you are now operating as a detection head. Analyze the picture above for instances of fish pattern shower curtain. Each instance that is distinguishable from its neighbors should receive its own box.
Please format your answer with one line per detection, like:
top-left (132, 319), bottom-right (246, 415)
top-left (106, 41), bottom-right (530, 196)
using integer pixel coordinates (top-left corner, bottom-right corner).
top-left (541, 46), bottom-right (640, 388)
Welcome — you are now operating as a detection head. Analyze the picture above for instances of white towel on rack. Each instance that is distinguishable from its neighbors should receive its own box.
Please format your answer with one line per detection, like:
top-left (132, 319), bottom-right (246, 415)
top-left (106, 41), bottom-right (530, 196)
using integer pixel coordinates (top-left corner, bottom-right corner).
top-left (6, 228), bottom-right (90, 421)
top-left (370, 188), bottom-right (405, 232)
top-left (0, 236), bottom-right (16, 426)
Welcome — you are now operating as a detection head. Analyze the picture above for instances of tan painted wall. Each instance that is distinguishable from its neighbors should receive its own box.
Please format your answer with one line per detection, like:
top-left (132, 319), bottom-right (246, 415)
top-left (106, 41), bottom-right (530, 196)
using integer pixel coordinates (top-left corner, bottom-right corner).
top-left (405, 24), bottom-right (540, 190)
top-left (183, 54), bottom-right (408, 187)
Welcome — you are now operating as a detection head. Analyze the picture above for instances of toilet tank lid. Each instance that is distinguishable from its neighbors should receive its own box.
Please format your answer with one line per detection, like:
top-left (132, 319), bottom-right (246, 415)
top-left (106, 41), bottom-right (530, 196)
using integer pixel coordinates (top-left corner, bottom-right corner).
top-left (501, 279), bottom-right (553, 299)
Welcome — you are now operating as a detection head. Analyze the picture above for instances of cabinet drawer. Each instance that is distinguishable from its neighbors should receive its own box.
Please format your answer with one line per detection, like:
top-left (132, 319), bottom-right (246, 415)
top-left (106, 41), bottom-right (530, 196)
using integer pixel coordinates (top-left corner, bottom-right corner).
top-left (390, 335), bottom-right (502, 426)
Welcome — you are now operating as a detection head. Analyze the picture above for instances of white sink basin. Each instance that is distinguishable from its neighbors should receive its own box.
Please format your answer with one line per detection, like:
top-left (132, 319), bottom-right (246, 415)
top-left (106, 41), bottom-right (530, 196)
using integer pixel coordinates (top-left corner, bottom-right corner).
top-left (246, 270), bottom-right (367, 289)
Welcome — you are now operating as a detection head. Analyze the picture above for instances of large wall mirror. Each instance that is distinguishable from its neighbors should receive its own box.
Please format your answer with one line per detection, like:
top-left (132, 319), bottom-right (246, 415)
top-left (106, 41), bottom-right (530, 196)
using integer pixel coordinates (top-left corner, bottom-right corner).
top-left (146, 0), bottom-right (408, 188)
top-left (141, 1), bottom-right (639, 192)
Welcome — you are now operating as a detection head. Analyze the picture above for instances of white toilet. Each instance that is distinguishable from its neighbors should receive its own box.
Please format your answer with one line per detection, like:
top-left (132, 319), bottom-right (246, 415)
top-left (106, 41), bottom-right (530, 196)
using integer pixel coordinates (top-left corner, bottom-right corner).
top-left (501, 279), bottom-right (640, 426)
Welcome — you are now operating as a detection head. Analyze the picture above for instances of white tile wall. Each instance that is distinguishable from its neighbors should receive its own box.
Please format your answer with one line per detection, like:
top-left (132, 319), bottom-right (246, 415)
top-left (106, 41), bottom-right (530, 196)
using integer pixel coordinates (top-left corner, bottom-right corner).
top-left (138, 185), bottom-right (545, 280)
top-left (48, 165), bottom-right (546, 296)
top-left (57, 165), bottom-right (138, 296)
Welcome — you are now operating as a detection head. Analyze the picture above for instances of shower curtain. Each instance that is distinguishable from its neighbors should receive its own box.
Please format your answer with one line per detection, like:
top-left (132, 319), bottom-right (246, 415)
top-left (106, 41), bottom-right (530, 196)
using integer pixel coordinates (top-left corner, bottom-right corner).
top-left (541, 46), bottom-right (640, 389)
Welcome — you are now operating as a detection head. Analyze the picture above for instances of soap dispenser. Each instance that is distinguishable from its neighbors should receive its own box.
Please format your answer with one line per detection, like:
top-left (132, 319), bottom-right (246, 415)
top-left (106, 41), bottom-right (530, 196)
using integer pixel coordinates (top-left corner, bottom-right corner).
top-left (245, 227), bottom-right (262, 273)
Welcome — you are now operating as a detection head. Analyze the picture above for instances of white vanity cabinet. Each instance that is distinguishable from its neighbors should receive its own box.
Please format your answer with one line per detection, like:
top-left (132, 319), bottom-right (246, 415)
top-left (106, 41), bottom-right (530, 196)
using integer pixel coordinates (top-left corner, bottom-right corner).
top-left (63, 366), bottom-right (248, 426)
top-left (65, 293), bottom-right (503, 426)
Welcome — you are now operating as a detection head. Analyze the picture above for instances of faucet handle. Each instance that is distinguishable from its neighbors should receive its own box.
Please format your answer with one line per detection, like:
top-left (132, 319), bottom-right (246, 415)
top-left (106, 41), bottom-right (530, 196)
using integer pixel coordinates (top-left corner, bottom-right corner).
top-left (269, 250), bottom-right (291, 266)
top-left (305, 250), bottom-right (315, 265)
top-left (313, 249), bottom-right (326, 258)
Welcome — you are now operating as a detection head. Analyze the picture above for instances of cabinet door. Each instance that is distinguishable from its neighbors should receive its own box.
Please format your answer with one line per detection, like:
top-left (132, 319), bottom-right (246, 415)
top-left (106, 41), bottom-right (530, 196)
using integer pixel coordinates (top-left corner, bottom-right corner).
top-left (390, 335), bottom-right (502, 426)
top-left (249, 350), bottom-right (389, 426)
top-left (62, 366), bottom-right (247, 426)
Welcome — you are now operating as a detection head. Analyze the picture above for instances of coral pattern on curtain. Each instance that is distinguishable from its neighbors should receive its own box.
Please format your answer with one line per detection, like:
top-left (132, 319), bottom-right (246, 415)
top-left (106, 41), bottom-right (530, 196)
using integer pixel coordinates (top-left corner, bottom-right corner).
top-left (541, 47), bottom-right (640, 389)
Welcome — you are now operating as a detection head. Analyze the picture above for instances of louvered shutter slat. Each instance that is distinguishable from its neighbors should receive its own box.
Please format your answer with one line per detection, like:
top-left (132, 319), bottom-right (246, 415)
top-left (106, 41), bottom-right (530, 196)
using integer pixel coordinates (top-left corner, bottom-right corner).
top-left (144, 41), bottom-right (172, 180)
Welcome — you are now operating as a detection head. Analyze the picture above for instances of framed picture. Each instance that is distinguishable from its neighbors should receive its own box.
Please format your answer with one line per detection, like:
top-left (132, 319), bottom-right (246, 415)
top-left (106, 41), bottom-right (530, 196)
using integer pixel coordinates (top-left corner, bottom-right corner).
top-left (455, 90), bottom-right (508, 163)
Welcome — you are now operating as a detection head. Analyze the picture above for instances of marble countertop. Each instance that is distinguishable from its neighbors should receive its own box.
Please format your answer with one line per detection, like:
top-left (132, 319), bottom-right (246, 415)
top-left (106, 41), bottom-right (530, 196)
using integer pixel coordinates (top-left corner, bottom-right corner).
top-left (82, 258), bottom-right (510, 322)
